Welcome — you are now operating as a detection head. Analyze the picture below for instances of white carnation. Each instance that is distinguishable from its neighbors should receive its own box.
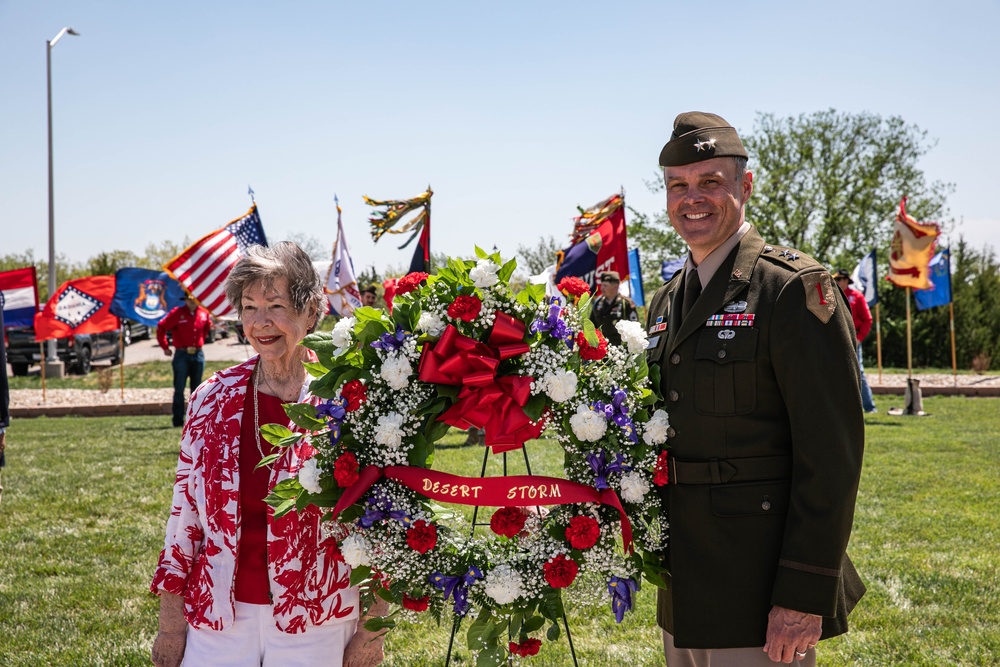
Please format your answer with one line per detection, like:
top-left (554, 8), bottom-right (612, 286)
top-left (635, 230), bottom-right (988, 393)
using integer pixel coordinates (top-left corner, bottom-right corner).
top-left (569, 404), bottom-right (607, 442)
top-left (642, 409), bottom-right (671, 446)
top-left (469, 259), bottom-right (500, 288)
top-left (341, 533), bottom-right (371, 568)
top-left (483, 564), bottom-right (525, 605)
top-left (297, 456), bottom-right (323, 494)
top-left (416, 311), bottom-right (446, 337)
top-left (619, 472), bottom-right (650, 503)
top-left (331, 316), bottom-right (356, 355)
top-left (380, 354), bottom-right (413, 390)
top-left (543, 369), bottom-right (577, 403)
top-left (615, 320), bottom-right (649, 355)
top-left (373, 412), bottom-right (406, 449)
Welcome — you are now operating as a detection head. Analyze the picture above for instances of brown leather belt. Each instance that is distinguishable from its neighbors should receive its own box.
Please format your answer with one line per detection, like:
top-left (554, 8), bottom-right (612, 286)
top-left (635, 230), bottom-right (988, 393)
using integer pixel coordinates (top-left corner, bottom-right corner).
top-left (668, 455), bottom-right (792, 485)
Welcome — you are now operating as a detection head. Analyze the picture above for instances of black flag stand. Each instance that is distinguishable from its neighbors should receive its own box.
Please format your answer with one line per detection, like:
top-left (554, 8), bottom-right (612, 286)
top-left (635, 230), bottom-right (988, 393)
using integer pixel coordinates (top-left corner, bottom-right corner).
top-left (443, 443), bottom-right (580, 667)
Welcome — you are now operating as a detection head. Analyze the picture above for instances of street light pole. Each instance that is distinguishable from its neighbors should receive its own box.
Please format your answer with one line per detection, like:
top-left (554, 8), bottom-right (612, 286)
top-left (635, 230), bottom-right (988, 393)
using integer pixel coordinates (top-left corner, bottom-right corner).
top-left (45, 26), bottom-right (79, 365)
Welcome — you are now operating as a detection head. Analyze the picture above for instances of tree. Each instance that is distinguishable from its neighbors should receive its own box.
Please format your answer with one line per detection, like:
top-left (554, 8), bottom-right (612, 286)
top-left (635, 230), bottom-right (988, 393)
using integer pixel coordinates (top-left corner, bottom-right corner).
top-left (515, 235), bottom-right (563, 275)
top-left (87, 250), bottom-right (142, 276)
top-left (142, 239), bottom-right (189, 270)
top-left (284, 232), bottom-right (328, 262)
top-left (743, 109), bottom-right (954, 267)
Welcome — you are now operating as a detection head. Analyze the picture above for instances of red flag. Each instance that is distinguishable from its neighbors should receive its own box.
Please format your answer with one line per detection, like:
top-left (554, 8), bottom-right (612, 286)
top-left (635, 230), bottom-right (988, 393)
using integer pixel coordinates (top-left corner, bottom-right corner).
top-left (555, 193), bottom-right (630, 288)
top-left (164, 204), bottom-right (267, 317)
top-left (887, 197), bottom-right (940, 289)
top-left (34, 276), bottom-right (118, 341)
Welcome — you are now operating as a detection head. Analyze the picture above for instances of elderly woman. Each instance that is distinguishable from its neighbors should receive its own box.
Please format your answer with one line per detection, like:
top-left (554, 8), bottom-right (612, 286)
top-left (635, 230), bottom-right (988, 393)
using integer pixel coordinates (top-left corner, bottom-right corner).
top-left (151, 242), bottom-right (386, 667)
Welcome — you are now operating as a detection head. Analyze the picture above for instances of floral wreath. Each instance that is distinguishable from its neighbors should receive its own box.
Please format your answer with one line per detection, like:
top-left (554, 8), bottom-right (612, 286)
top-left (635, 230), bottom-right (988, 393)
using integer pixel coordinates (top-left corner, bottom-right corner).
top-left (265, 249), bottom-right (671, 665)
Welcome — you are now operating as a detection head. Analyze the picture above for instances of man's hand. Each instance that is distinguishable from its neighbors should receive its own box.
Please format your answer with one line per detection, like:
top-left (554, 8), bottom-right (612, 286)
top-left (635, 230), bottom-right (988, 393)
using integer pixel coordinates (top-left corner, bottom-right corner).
top-left (0, 431), bottom-right (6, 455)
top-left (163, 347), bottom-right (172, 357)
top-left (763, 605), bottom-right (821, 663)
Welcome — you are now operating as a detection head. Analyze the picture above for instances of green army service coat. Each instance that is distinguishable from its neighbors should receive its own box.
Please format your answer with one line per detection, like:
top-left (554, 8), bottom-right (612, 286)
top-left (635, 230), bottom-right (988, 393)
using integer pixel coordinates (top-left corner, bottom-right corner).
top-left (645, 227), bottom-right (866, 648)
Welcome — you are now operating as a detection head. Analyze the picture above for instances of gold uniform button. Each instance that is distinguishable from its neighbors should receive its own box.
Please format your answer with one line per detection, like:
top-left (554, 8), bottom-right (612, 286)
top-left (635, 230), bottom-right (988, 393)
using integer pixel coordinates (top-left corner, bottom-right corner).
top-left (670, 353), bottom-right (681, 365)
top-left (668, 390), bottom-right (679, 402)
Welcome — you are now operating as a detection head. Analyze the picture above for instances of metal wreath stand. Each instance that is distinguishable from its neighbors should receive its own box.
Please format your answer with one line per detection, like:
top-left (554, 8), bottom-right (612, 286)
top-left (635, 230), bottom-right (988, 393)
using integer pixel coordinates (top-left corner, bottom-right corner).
top-left (443, 441), bottom-right (580, 667)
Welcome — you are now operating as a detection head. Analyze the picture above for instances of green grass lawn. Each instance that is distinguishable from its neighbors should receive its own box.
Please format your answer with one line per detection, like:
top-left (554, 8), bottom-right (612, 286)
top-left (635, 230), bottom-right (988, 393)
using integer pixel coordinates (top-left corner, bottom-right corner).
top-left (0, 397), bottom-right (997, 666)
top-left (6, 361), bottom-right (236, 391)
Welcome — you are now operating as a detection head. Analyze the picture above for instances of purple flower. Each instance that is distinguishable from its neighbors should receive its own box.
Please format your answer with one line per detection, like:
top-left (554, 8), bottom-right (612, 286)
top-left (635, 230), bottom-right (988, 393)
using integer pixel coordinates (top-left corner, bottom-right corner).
top-left (530, 300), bottom-right (575, 348)
top-left (357, 492), bottom-right (411, 529)
top-left (608, 576), bottom-right (638, 623)
top-left (370, 327), bottom-right (408, 352)
top-left (585, 450), bottom-right (631, 490)
top-left (593, 389), bottom-right (638, 444)
top-left (429, 565), bottom-right (483, 616)
top-left (316, 398), bottom-right (347, 422)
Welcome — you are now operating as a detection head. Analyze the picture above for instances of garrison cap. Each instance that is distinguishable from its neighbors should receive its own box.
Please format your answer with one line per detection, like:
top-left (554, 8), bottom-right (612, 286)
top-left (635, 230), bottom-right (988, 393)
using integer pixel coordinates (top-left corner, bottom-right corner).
top-left (658, 111), bottom-right (748, 167)
top-left (360, 284), bottom-right (378, 295)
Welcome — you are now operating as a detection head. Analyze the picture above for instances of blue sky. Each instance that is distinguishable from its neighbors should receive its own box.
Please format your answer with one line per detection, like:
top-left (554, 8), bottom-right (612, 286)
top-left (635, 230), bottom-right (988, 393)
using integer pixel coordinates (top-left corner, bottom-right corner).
top-left (2, 1), bottom-right (997, 277)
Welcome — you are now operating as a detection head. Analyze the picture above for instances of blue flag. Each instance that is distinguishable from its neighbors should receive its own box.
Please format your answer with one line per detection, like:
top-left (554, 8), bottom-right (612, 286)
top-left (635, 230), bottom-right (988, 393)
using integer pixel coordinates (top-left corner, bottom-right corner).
top-left (661, 256), bottom-right (686, 282)
top-left (914, 250), bottom-right (951, 311)
top-left (851, 249), bottom-right (879, 307)
top-left (110, 268), bottom-right (188, 326)
top-left (627, 248), bottom-right (645, 307)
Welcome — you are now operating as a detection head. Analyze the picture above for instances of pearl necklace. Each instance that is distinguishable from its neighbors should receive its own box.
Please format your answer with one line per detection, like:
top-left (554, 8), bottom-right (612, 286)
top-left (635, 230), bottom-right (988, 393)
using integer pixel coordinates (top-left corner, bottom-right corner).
top-left (252, 365), bottom-right (272, 468)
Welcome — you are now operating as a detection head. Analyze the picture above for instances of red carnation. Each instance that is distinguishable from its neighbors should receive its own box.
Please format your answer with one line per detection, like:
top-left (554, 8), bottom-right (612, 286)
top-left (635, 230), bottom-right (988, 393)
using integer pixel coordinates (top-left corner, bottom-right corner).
top-left (490, 507), bottom-right (528, 539)
top-left (333, 452), bottom-right (360, 488)
top-left (406, 519), bottom-right (438, 554)
top-left (565, 515), bottom-right (600, 549)
top-left (447, 295), bottom-right (482, 322)
top-left (402, 593), bottom-right (430, 612)
top-left (543, 554), bottom-right (579, 588)
top-left (653, 450), bottom-right (670, 486)
top-left (576, 330), bottom-right (608, 361)
top-left (396, 272), bottom-right (429, 295)
top-left (509, 638), bottom-right (542, 657)
top-left (557, 276), bottom-right (590, 298)
top-left (340, 379), bottom-right (367, 412)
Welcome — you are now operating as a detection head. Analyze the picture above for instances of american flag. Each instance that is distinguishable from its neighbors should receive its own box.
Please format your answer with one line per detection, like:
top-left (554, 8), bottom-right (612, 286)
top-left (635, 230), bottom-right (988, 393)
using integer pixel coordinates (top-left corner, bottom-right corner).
top-left (164, 204), bottom-right (268, 317)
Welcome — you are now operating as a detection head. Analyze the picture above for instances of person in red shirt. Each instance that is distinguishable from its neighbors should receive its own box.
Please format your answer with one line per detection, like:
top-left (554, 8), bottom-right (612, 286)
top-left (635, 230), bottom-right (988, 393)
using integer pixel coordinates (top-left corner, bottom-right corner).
top-left (157, 294), bottom-right (214, 427)
top-left (833, 269), bottom-right (876, 413)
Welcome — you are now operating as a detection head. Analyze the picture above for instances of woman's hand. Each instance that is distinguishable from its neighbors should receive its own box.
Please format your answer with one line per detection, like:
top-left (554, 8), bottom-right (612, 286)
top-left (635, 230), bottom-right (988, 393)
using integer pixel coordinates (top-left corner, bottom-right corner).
top-left (344, 628), bottom-right (385, 667)
top-left (151, 630), bottom-right (186, 667)
top-left (151, 592), bottom-right (187, 667)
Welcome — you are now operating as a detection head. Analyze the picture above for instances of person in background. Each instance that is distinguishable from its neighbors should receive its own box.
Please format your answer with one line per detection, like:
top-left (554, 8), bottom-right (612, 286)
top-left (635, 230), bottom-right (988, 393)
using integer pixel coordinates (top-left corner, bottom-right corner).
top-left (645, 111), bottom-right (865, 665)
top-left (359, 284), bottom-right (378, 308)
top-left (590, 270), bottom-right (638, 346)
top-left (157, 293), bottom-right (213, 427)
top-left (150, 242), bottom-right (385, 667)
top-left (0, 307), bottom-right (9, 507)
top-left (833, 269), bottom-right (876, 413)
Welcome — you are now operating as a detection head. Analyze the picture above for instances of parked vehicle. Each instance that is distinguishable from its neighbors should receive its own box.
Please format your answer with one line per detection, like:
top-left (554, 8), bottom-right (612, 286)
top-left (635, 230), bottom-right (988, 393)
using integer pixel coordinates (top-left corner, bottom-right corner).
top-left (122, 319), bottom-right (152, 346)
top-left (4, 326), bottom-right (123, 376)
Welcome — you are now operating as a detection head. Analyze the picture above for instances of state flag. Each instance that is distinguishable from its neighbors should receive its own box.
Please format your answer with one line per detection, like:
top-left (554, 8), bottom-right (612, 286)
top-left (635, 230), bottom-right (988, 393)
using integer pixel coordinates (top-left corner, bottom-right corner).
top-left (325, 200), bottom-right (363, 316)
top-left (555, 193), bottom-right (629, 289)
top-left (851, 249), bottom-right (879, 307)
top-left (110, 268), bottom-right (187, 327)
top-left (0, 266), bottom-right (39, 328)
top-left (887, 198), bottom-right (940, 289)
top-left (165, 204), bottom-right (267, 317)
top-left (914, 250), bottom-right (952, 311)
top-left (35, 275), bottom-right (119, 341)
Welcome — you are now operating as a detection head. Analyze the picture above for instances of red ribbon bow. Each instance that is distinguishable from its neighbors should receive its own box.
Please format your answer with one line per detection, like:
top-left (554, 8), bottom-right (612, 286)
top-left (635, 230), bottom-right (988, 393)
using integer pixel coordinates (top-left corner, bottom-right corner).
top-left (418, 311), bottom-right (544, 452)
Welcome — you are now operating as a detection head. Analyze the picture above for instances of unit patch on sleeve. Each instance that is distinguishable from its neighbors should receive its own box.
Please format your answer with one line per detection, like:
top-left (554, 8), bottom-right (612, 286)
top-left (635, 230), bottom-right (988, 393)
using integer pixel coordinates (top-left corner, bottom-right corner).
top-left (802, 272), bottom-right (837, 323)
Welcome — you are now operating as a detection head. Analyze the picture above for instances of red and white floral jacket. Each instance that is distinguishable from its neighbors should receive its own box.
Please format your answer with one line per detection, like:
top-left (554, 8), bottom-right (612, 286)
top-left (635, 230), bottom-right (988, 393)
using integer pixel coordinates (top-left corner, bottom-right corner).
top-left (150, 356), bottom-right (358, 633)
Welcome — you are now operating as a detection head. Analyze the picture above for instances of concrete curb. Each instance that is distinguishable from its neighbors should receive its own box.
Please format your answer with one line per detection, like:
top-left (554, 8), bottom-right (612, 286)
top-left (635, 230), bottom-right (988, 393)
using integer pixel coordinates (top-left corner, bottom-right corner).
top-left (8, 384), bottom-right (998, 419)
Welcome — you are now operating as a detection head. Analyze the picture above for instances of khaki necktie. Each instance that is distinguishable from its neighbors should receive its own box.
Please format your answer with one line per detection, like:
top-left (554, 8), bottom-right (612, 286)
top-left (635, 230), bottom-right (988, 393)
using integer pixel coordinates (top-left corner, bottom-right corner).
top-left (681, 268), bottom-right (702, 322)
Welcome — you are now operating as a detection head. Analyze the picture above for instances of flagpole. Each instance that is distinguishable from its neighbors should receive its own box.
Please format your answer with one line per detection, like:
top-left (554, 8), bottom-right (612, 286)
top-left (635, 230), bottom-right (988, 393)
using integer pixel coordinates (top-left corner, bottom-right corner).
top-left (905, 287), bottom-right (913, 378)
top-left (875, 303), bottom-right (883, 384)
top-left (949, 301), bottom-right (957, 387)
top-left (426, 184), bottom-right (432, 273)
top-left (119, 325), bottom-right (125, 402)
top-left (40, 342), bottom-right (47, 403)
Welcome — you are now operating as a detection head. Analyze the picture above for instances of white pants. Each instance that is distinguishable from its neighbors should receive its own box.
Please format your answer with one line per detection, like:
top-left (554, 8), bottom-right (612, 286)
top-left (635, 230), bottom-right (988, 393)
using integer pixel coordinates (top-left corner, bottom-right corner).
top-left (181, 602), bottom-right (356, 667)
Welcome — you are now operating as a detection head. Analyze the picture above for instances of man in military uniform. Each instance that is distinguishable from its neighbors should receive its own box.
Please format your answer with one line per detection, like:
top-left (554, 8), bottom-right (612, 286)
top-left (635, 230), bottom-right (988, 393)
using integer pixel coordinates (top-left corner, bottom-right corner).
top-left (645, 112), bottom-right (865, 665)
top-left (590, 270), bottom-right (638, 345)
top-left (360, 284), bottom-right (378, 308)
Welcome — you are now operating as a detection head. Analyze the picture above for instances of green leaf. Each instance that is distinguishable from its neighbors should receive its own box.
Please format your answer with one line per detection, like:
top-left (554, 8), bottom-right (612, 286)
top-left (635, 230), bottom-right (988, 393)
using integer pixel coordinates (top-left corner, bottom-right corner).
top-left (475, 643), bottom-right (504, 667)
top-left (302, 331), bottom-right (336, 360)
top-left (498, 258), bottom-right (517, 284)
top-left (466, 610), bottom-right (493, 647)
top-left (255, 452), bottom-right (282, 470)
top-left (582, 318), bottom-right (599, 346)
top-left (522, 615), bottom-right (545, 633)
top-left (349, 564), bottom-right (372, 586)
top-left (540, 588), bottom-right (564, 621)
top-left (267, 497), bottom-right (297, 518)
top-left (648, 363), bottom-right (663, 401)
top-left (523, 393), bottom-right (548, 422)
top-left (363, 616), bottom-right (396, 632)
top-left (260, 423), bottom-right (301, 448)
top-left (283, 403), bottom-right (326, 431)
top-left (474, 245), bottom-right (489, 260)
top-left (301, 361), bottom-right (328, 379)
top-left (642, 561), bottom-right (668, 589)
top-left (424, 416), bottom-right (452, 444)
top-left (408, 433), bottom-right (434, 467)
top-left (546, 622), bottom-right (561, 641)
top-left (577, 292), bottom-right (593, 319)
